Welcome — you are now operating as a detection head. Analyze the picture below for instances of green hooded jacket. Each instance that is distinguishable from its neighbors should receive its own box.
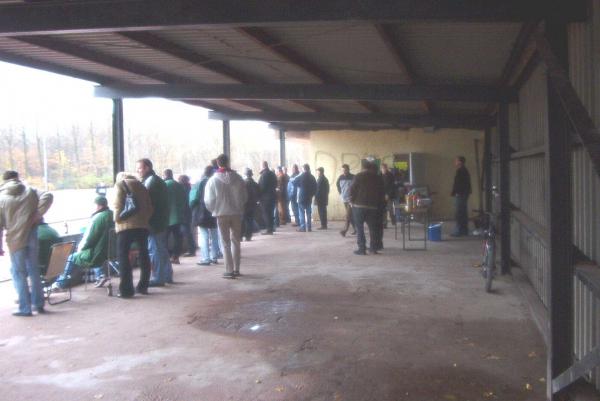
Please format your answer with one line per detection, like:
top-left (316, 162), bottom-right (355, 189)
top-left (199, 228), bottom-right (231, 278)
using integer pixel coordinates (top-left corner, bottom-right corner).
top-left (143, 172), bottom-right (169, 233)
top-left (165, 178), bottom-right (186, 226)
top-left (72, 208), bottom-right (114, 267)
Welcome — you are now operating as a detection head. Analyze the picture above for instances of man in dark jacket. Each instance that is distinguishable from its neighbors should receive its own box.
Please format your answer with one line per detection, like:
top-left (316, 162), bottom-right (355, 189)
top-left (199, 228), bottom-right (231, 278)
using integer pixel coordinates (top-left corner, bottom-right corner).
top-left (137, 158), bottom-right (173, 286)
top-left (336, 164), bottom-right (355, 236)
top-left (349, 160), bottom-right (385, 255)
top-left (242, 168), bottom-right (260, 241)
top-left (163, 169), bottom-right (187, 265)
top-left (315, 167), bottom-right (330, 230)
top-left (293, 164), bottom-right (317, 232)
top-left (287, 164), bottom-right (300, 227)
top-left (177, 174), bottom-right (196, 257)
top-left (451, 156), bottom-right (472, 237)
top-left (258, 161), bottom-right (277, 235)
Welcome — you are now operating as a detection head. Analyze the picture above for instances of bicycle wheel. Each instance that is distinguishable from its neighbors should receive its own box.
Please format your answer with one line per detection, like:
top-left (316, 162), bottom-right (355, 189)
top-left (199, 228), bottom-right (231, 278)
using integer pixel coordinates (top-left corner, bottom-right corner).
top-left (484, 241), bottom-right (495, 293)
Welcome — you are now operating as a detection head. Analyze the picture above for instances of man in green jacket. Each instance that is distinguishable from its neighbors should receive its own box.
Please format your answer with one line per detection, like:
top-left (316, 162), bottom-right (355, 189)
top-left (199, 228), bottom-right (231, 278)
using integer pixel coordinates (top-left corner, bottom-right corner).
top-left (53, 196), bottom-right (114, 289)
top-left (163, 169), bottom-right (186, 265)
top-left (37, 220), bottom-right (60, 276)
top-left (137, 158), bottom-right (172, 286)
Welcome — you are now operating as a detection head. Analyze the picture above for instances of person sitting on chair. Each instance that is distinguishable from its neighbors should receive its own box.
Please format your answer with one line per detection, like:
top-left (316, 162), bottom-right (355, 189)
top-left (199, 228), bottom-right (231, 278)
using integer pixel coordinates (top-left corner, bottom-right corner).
top-left (52, 196), bottom-right (114, 289)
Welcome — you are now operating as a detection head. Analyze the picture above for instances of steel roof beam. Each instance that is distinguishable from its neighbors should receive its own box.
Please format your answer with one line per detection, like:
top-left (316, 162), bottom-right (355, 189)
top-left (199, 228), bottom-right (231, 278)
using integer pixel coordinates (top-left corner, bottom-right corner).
top-left (14, 35), bottom-right (270, 113)
top-left (237, 27), bottom-right (380, 114)
top-left (119, 31), bottom-right (320, 112)
top-left (0, 0), bottom-right (587, 37)
top-left (208, 110), bottom-right (493, 130)
top-left (374, 24), bottom-right (433, 114)
top-left (94, 83), bottom-right (514, 103)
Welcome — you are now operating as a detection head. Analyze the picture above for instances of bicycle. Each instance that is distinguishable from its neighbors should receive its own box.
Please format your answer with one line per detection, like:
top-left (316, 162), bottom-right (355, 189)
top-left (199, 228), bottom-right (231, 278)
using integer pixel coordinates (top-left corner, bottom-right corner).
top-left (479, 187), bottom-right (499, 293)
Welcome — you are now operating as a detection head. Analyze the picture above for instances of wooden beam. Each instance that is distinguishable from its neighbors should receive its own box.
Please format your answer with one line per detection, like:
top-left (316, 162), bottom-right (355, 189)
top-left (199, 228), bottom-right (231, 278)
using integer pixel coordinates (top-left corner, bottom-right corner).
top-left (210, 110), bottom-right (492, 130)
top-left (374, 23), bottom-right (433, 114)
top-left (95, 83), bottom-right (513, 102)
top-left (0, 0), bottom-right (587, 37)
top-left (237, 26), bottom-right (380, 113)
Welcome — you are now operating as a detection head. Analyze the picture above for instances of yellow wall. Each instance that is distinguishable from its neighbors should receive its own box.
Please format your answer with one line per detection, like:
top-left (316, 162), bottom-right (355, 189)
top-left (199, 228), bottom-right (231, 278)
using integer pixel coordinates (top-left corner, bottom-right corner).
top-left (309, 128), bottom-right (484, 221)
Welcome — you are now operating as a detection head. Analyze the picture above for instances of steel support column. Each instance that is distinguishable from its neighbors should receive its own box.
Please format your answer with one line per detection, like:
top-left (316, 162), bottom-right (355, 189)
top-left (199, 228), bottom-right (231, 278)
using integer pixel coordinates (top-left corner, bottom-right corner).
top-left (112, 98), bottom-right (125, 180)
top-left (546, 78), bottom-right (574, 401)
top-left (222, 120), bottom-right (231, 157)
top-left (484, 127), bottom-right (493, 213)
top-left (545, 21), bottom-right (573, 401)
top-left (279, 129), bottom-right (286, 167)
top-left (498, 103), bottom-right (511, 275)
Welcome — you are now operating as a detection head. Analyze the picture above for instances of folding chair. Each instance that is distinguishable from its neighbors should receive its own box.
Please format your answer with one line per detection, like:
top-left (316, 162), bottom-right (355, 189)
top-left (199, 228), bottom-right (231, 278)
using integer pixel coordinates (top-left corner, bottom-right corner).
top-left (102, 228), bottom-right (119, 296)
top-left (41, 241), bottom-right (75, 305)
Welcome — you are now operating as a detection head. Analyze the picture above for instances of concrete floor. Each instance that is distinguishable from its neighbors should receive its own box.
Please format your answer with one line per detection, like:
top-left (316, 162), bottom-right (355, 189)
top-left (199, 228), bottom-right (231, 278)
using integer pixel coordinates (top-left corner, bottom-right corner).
top-left (0, 222), bottom-right (546, 401)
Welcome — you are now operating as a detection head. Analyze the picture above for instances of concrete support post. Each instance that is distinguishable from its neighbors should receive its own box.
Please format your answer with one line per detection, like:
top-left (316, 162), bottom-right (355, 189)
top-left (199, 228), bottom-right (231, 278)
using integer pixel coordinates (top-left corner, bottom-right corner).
top-left (484, 127), bottom-right (493, 213)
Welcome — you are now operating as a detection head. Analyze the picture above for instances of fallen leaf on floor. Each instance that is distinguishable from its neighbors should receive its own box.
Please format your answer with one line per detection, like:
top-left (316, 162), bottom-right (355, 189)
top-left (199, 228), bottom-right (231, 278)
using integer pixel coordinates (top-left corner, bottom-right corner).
top-left (539, 377), bottom-right (546, 383)
top-left (165, 377), bottom-right (175, 382)
top-left (334, 316), bottom-right (339, 320)
top-left (483, 391), bottom-right (494, 398)
top-left (93, 395), bottom-right (103, 400)
top-left (528, 351), bottom-right (537, 358)
top-left (334, 391), bottom-right (343, 401)
top-left (484, 354), bottom-right (502, 360)
top-left (525, 383), bottom-right (533, 391)
top-left (453, 363), bottom-right (458, 367)
top-left (444, 394), bottom-right (457, 400)
top-left (275, 386), bottom-right (285, 392)
top-left (255, 379), bottom-right (262, 384)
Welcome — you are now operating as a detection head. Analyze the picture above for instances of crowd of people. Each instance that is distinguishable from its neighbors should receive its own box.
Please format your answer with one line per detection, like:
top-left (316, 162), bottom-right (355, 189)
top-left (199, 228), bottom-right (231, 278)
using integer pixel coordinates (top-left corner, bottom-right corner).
top-left (0, 153), bottom-right (471, 316)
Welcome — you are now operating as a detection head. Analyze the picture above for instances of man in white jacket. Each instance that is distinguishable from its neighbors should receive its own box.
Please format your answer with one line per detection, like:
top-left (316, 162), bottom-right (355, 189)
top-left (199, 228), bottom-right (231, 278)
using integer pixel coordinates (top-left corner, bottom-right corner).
top-left (204, 154), bottom-right (247, 279)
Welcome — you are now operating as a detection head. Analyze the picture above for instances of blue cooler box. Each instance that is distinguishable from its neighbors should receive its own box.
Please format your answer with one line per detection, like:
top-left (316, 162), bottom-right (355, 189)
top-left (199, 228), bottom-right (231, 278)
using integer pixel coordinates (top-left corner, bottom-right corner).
top-left (428, 223), bottom-right (442, 241)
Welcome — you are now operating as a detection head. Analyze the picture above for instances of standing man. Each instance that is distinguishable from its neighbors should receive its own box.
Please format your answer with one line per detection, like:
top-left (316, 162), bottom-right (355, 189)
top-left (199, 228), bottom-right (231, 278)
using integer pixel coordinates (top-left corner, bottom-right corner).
top-left (242, 168), bottom-right (260, 242)
top-left (113, 172), bottom-right (153, 298)
top-left (177, 174), bottom-right (197, 257)
top-left (315, 167), bottom-right (330, 230)
top-left (287, 164), bottom-right (300, 227)
top-left (0, 170), bottom-right (53, 316)
top-left (295, 164), bottom-right (317, 232)
top-left (136, 158), bottom-right (173, 286)
top-left (381, 163), bottom-right (397, 228)
top-left (204, 154), bottom-right (247, 279)
top-left (258, 161), bottom-right (277, 235)
top-left (190, 166), bottom-right (220, 266)
top-left (336, 164), bottom-right (356, 237)
top-left (163, 169), bottom-right (186, 265)
top-left (349, 161), bottom-right (385, 255)
top-left (276, 167), bottom-right (289, 226)
top-left (451, 156), bottom-right (472, 237)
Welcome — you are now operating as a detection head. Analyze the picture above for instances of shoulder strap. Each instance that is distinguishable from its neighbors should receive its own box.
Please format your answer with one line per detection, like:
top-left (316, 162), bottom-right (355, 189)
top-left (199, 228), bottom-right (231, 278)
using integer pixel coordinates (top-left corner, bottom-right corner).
top-left (121, 180), bottom-right (131, 195)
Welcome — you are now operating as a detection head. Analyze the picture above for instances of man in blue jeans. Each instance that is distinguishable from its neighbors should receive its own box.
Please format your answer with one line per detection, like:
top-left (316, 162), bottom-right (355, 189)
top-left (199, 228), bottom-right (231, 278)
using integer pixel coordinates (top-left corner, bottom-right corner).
top-left (451, 156), bottom-right (472, 237)
top-left (137, 158), bottom-right (173, 286)
top-left (0, 170), bottom-right (54, 316)
top-left (293, 164), bottom-right (317, 232)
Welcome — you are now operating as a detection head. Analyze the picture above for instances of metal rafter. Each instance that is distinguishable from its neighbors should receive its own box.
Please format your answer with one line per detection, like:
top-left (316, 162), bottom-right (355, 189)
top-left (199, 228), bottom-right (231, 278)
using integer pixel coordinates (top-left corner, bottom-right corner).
top-left (0, 0), bottom-right (587, 37)
top-left (13, 35), bottom-right (262, 113)
top-left (374, 23), bottom-right (432, 114)
top-left (94, 83), bottom-right (513, 102)
top-left (237, 26), bottom-right (380, 114)
top-left (119, 31), bottom-right (320, 112)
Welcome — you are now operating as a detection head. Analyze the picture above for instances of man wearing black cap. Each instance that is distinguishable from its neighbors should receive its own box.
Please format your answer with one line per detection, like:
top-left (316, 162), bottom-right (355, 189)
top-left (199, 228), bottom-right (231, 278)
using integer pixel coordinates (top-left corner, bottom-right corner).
top-left (242, 168), bottom-right (260, 241)
top-left (53, 196), bottom-right (114, 289)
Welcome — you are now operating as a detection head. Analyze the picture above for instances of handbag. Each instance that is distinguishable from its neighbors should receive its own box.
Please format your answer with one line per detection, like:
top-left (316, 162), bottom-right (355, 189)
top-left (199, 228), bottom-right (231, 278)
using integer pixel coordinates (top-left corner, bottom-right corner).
top-left (119, 180), bottom-right (138, 220)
